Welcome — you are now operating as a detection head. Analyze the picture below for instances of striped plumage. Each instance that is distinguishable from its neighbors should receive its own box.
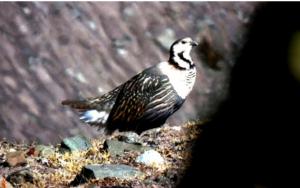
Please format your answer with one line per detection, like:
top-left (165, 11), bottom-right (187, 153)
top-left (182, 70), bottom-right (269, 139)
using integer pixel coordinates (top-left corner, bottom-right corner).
top-left (62, 37), bottom-right (198, 134)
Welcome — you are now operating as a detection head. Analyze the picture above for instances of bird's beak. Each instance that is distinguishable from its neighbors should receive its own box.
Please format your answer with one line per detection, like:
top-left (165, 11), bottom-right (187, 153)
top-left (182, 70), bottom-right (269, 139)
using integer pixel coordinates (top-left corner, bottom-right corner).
top-left (190, 41), bottom-right (198, 47)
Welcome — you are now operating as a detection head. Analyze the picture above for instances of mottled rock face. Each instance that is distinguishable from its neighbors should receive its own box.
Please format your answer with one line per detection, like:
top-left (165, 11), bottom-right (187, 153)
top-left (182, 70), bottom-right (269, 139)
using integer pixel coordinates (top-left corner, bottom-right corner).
top-left (0, 2), bottom-right (258, 143)
top-left (136, 150), bottom-right (165, 168)
top-left (60, 135), bottom-right (92, 152)
top-left (5, 151), bottom-right (27, 167)
top-left (104, 139), bottom-right (151, 157)
top-left (6, 169), bottom-right (34, 186)
top-left (70, 164), bottom-right (144, 186)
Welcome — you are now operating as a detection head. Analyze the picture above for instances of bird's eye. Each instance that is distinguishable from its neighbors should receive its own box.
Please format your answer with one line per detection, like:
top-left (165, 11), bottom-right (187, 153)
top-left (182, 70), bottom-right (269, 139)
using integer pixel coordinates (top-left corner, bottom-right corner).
top-left (181, 41), bottom-right (187, 44)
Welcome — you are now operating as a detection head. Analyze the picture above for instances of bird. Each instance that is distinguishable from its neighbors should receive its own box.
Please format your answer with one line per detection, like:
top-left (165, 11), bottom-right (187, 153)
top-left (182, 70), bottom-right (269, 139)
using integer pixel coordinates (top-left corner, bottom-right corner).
top-left (62, 37), bottom-right (198, 135)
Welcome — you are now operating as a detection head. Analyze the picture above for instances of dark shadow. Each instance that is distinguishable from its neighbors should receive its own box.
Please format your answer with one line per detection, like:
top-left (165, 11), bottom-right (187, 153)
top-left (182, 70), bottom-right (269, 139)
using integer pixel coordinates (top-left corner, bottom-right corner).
top-left (179, 3), bottom-right (300, 187)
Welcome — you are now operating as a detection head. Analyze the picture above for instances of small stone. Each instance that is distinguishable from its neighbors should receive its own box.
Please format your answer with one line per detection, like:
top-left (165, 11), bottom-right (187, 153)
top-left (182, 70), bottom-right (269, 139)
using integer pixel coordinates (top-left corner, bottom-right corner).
top-left (112, 35), bottom-right (132, 48)
top-left (65, 69), bottom-right (87, 84)
top-left (170, 126), bottom-right (182, 131)
top-left (123, 6), bottom-right (136, 17)
top-left (8, 148), bottom-right (16, 152)
top-left (6, 151), bottom-right (27, 167)
top-left (97, 87), bottom-right (104, 93)
top-left (65, 68), bottom-right (75, 76)
top-left (0, 177), bottom-right (13, 188)
top-left (136, 150), bottom-right (165, 168)
top-left (156, 28), bottom-right (176, 50)
top-left (19, 24), bottom-right (28, 33)
top-left (87, 21), bottom-right (97, 30)
top-left (22, 7), bottom-right (31, 15)
top-left (35, 145), bottom-right (55, 157)
top-left (117, 132), bottom-right (141, 144)
top-left (104, 139), bottom-right (151, 157)
top-left (116, 48), bottom-right (128, 56)
top-left (6, 169), bottom-right (34, 186)
top-left (60, 135), bottom-right (92, 153)
top-left (75, 73), bottom-right (87, 84)
top-left (71, 164), bottom-right (143, 186)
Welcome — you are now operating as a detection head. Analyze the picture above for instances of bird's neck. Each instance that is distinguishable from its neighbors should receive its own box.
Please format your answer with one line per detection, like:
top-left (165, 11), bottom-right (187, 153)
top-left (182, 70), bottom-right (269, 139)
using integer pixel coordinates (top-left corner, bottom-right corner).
top-left (169, 51), bottom-right (194, 70)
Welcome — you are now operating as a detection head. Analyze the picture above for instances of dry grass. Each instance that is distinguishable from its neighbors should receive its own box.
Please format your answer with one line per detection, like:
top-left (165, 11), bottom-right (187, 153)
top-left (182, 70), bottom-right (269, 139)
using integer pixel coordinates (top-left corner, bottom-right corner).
top-left (0, 121), bottom-right (202, 187)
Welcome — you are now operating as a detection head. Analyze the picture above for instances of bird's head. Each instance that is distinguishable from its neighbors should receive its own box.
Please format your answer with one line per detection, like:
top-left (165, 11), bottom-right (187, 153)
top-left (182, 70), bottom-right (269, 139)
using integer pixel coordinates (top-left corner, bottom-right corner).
top-left (169, 37), bottom-right (198, 69)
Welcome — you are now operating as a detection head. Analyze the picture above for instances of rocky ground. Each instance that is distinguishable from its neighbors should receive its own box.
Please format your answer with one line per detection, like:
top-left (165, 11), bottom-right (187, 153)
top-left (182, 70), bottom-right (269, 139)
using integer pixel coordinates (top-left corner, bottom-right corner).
top-left (0, 121), bottom-right (201, 187)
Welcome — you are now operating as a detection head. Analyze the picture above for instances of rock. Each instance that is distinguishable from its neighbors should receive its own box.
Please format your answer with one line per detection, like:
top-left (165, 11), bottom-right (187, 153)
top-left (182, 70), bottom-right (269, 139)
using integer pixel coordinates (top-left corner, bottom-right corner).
top-left (5, 151), bottom-right (27, 167)
top-left (35, 145), bottom-right (55, 157)
top-left (112, 35), bottom-right (132, 48)
top-left (60, 135), bottom-right (92, 153)
top-left (87, 21), bottom-right (97, 31)
top-left (75, 72), bottom-right (87, 84)
top-left (104, 139), bottom-right (151, 157)
top-left (123, 5), bottom-right (136, 18)
top-left (70, 164), bottom-right (143, 186)
top-left (117, 132), bottom-right (141, 144)
top-left (136, 150), bottom-right (165, 168)
top-left (0, 177), bottom-right (13, 188)
top-left (112, 35), bottom-right (132, 57)
top-left (116, 48), bottom-right (128, 56)
top-left (65, 69), bottom-right (87, 84)
top-left (156, 28), bottom-right (176, 50)
top-left (6, 169), bottom-right (34, 186)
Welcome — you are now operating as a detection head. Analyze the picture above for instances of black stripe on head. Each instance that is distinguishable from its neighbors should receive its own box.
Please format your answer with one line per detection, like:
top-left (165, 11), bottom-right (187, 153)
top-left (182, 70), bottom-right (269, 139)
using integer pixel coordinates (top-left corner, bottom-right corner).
top-left (169, 53), bottom-right (195, 70)
top-left (178, 52), bottom-right (192, 66)
top-left (169, 58), bottom-right (187, 70)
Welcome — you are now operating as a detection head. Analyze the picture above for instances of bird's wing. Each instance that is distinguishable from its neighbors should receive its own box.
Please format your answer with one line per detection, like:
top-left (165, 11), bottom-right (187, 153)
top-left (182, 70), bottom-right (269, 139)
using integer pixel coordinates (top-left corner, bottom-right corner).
top-left (107, 71), bottom-right (180, 130)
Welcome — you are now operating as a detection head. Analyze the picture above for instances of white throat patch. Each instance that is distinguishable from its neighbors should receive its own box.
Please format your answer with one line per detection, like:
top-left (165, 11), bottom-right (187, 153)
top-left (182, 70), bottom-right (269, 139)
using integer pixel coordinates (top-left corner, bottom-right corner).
top-left (157, 62), bottom-right (196, 99)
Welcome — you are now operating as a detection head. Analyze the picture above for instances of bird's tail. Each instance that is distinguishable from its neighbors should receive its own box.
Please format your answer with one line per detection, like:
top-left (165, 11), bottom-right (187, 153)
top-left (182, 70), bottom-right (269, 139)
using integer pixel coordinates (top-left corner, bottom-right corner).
top-left (61, 99), bottom-right (110, 128)
top-left (62, 86), bottom-right (121, 133)
top-left (61, 100), bottom-right (91, 110)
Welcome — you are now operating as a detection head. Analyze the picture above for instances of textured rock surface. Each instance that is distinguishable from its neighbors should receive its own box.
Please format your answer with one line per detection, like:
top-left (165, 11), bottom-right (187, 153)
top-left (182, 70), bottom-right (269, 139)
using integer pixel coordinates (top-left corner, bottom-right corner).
top-left (71, 164), bottom-right (144, 185)
top-left (0, 122), bottom-right (201, 187)
top-left (60, 135), bottom-right (92, 152)
top-left (117, 132), bottom-right (141, 144)
top-left (6, 169), bottom-right (34, 186)
top-left (0, 2), bottom-right (258, 143)
top-left (35, 145), bottom-right (55, 157)
top-left (136, 150), bottom-right (165, 168)
top-left (104, 139), bottom-right (151, 157)
top-left (5, 151), bottom-right (27, 167)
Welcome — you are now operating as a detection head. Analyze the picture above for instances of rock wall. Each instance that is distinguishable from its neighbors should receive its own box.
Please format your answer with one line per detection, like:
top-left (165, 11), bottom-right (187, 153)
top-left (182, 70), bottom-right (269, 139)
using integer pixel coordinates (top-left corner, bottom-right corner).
top-left (0, 2), bottom-right (258, 143)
